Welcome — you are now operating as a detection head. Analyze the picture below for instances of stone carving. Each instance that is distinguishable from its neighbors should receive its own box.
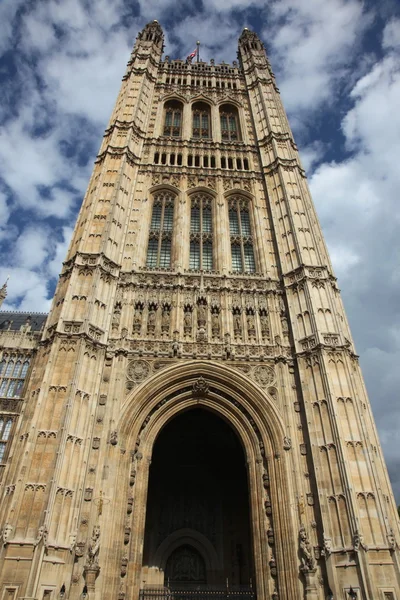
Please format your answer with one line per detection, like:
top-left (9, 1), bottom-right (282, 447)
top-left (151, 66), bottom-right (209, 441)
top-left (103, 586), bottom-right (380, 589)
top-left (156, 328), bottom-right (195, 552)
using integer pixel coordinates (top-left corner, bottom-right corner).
top-left (353, 530), bottom-right (368, 552)
top-left (322, 534), bottom-right (332, 557)
top-left (124, 526), bottom-right (131, 545)
top-left (281, 316), bottom-right (289, 337)
top-left (265, 493), bottom-right (272, 516)
top-left (192, 377), bottom-right (209, 396)
top-left (147, 306), bottom-right (157, 334)
top-left (233, 311), bottom-right (242, 338)
top-left (253, 365), bottom-right (275, 387)
top-left (387, 528), bottom-right (397, 551)
top-left (2, 523), bottom-right (13, 545)
top-left (127, 497), bottom-right (134, 514)
top-left (161, 307), bottom-right (170, 333)
top-left (197, 303), bottom-right (207, 328)
top-left (127, 360), bottom-right (151, 383)
top-left (211, 311), bottom-right (220, 337)
top-left (35, 524), bottom-right (48, 548)
top-left (87, 525), bottom-right (100, 566)
top-left (112, 303), bottom-right (121, 332)
top-left (110, 431), bottom-right (118, 446)
top-left (133, 305), bottom-right (143, 333)
top-left (184, 309), bottom-right (192, 335)
top-left (299, 525), bottom-right (315, 572)
top-left (283, 436), bottom-right (292, 450)
top-left (260, 312), bottom-right (270, 340)
top-left (121, 554), bottom-right (128, 577)
top-left (269, 556), bottom-right (277, 577)
top-left (246, 312), bottom-right (256, 337)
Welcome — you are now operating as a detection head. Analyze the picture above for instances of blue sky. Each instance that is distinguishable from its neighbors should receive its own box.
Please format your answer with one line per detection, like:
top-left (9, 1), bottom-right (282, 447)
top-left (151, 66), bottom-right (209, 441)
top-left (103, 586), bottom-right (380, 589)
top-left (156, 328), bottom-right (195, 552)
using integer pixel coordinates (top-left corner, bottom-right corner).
top-left (1, 0), bottom-right (400, 500)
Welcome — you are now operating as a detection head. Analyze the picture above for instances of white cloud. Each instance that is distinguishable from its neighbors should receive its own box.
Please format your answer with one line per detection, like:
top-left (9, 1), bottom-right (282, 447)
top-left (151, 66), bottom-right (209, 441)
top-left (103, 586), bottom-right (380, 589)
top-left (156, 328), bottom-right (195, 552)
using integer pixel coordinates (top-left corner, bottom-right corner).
top-left (382, 17), bottom-right (400, 50)
top-left (266, 0), bottom-right (371, 114)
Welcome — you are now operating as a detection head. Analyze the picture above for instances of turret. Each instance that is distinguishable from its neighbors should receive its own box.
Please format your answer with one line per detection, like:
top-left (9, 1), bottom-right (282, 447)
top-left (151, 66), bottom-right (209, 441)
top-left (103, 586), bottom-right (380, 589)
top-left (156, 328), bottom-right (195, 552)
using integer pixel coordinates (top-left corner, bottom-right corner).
top-left (0, 277), bottom-right (8, 309)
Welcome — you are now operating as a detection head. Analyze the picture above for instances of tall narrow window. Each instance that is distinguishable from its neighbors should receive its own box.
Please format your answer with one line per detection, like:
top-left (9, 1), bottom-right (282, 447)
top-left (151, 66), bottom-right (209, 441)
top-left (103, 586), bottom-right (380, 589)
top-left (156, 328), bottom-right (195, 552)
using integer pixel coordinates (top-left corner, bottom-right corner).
top-left (220, 104), bottom-right (241, 141)
top-left (192, 102), bottom-right (211, 139)
top-left (228, 196), bottom-right (256, 273)
top-left (163, 100), bottom-right (183, 137)
top-left (146, 192), bottom-right (176, 269)
top-left (189, 194), bottom-right (213, 271)
top-left (0, 418), bottom-right (13, 463)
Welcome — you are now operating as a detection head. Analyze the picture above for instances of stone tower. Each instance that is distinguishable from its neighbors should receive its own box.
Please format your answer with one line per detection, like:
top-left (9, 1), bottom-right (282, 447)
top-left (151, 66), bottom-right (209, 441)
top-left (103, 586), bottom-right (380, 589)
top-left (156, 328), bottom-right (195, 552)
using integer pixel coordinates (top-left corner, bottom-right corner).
top-left (0, 21), bottom-right (399, 600)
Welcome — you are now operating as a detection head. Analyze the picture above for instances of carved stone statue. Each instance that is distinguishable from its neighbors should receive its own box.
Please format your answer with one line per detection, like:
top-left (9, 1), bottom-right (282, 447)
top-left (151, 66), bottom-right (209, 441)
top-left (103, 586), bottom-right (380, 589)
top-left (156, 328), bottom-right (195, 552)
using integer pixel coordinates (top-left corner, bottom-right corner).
top-left (87, 525), bottom-right (101, 566)
top-left (211, 312), bottom-right (220, 335)
top-left (184, 311), bottom-right (192, 333)
top-left (246, 313), bottom-right (255, 335)
top-left (161, 309), bottom-right (170, 332)
top-left (233, 313), bottom-right (242, 337)
top-left (197, 304), bottom-right (206, 327)
top-left (281, 316), bottom-right (289, 335)
top-left (133, 309), bottom-right (142, 333)
top-left (147, 308), bottom-right (156, 333)
top-left (299, 526), bottom-right (315, 571)
top-left (260, 314), bottom-right (270, 339)
top-left (112, 305), bottom-right (121, 332)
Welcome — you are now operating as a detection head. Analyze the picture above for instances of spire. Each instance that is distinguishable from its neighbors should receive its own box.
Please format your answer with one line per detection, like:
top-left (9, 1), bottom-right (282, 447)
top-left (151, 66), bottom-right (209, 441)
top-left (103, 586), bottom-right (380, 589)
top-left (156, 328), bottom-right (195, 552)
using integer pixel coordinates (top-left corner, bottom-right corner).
top-left (238, 27), bottom-right (269, 71)
top-left (238, 27), bottom-right (262, 46)
top-left (137, 20), bottom-right (164, 46)
top-left (0, 276), bottom-right (9, 309)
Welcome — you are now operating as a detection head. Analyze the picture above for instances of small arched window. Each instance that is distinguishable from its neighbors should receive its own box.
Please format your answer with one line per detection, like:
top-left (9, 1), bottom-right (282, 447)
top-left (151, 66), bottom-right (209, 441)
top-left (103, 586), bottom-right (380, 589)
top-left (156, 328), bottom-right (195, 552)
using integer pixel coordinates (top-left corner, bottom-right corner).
top-left (220, 104), bottom-right (241, 141)
top-left (192, 102), bottom-right (211, 139)
top-left (163, 100), bottom-right (183, 137)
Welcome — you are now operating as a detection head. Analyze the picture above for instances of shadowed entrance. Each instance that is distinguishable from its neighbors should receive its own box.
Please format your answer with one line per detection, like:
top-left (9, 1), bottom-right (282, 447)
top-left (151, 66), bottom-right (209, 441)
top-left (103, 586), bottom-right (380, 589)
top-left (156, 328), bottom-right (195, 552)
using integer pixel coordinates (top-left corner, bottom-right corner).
top-left (141, 408), bottom-right (254, 593)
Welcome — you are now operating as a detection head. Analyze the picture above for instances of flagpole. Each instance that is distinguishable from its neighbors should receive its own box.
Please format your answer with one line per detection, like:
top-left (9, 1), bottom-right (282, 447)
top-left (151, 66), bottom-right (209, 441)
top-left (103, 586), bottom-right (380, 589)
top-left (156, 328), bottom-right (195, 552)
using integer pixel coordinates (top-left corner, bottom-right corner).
top-left (197, 40), bottom-right (200, 63)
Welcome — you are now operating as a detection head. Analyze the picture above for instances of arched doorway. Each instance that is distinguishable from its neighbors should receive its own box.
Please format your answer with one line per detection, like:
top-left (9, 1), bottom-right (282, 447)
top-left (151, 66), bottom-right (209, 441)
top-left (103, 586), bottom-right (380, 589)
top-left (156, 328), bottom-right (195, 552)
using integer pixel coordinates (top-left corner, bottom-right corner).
top-left (141, 408), bottom-right (254, 592)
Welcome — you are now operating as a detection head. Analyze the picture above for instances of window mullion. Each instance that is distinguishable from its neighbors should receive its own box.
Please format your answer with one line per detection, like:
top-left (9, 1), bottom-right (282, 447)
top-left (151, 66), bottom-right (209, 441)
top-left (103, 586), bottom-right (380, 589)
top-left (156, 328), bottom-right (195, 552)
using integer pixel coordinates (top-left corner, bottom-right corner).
top-left (200, 200), bottom-right (203, 269)
top-left (237, 204), bottom-right (245, 272)
top-left (158, 201), bottom-right (165, 267)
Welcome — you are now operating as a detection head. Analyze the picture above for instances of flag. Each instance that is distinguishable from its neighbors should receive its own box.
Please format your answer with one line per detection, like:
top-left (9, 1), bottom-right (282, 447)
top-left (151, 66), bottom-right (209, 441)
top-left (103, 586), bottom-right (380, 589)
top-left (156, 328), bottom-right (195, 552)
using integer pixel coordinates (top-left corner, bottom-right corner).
top-left (186, 48), bottom-right (197, 62)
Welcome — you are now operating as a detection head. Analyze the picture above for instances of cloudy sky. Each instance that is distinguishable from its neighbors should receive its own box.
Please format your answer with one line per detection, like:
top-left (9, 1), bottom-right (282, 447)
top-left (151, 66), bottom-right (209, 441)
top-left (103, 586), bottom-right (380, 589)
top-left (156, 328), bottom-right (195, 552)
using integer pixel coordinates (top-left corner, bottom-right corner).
top-left (0, 0), bottom-right (400, 500)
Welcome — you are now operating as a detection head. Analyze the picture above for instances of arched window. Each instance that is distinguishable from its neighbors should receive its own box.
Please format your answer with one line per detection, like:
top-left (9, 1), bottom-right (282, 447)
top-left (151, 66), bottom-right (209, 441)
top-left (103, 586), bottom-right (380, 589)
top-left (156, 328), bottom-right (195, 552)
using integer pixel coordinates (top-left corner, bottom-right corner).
top-left (192, 102), bottom-right (211, 139)
top-left (146, 192), bottom-right (176, 269)
top-left (220, 104), bottom-right (241, 141)
top-left (228, 196), bottom-right (256, 273)
top-left (190, 194), bottom-right (213, 270)
top-left (163, 100), bottom-right (183, 137)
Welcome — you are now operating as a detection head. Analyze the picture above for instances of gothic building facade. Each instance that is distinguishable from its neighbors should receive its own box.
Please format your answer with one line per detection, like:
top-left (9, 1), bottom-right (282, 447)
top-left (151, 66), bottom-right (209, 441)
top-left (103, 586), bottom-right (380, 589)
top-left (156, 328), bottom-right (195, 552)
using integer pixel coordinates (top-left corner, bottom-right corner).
top-left (0, 21), bottom-right (399, 600)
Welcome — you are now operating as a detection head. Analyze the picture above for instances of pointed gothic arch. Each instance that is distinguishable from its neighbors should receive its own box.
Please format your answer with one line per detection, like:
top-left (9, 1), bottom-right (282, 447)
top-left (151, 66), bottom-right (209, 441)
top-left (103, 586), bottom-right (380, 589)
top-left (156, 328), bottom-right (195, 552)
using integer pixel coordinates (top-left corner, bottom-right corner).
top-left (113, 361), bottom-right (299, 600)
